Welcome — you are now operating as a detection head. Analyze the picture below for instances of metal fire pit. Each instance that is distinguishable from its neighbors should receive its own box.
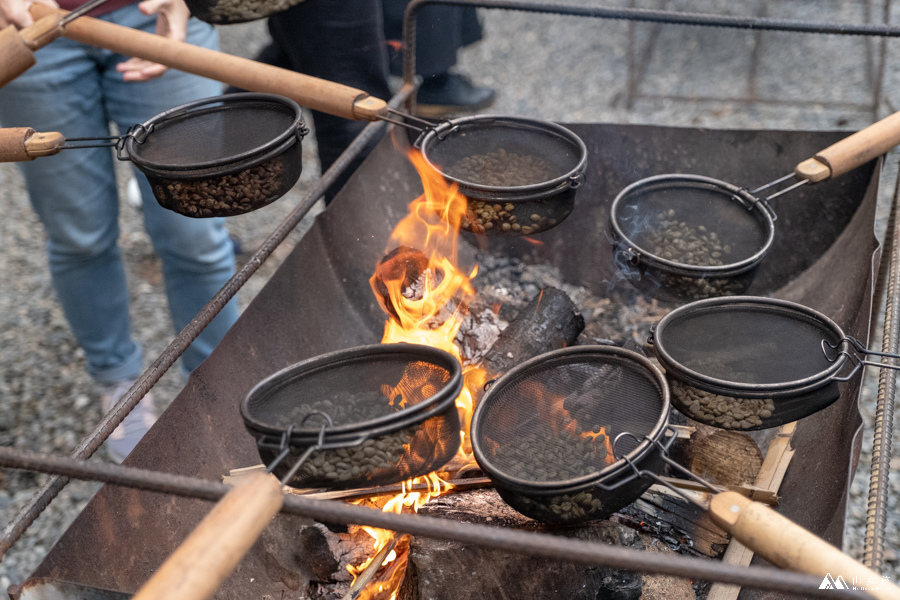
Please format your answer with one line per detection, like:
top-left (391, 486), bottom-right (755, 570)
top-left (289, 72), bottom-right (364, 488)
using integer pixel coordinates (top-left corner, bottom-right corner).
top-left (15, 121), bottom-right (880, 598)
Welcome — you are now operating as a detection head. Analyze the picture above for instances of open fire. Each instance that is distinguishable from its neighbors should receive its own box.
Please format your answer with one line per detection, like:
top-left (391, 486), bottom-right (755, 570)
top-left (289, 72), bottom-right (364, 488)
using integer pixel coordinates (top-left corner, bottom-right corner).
top-left (347, 150), bottom-right (489, 599)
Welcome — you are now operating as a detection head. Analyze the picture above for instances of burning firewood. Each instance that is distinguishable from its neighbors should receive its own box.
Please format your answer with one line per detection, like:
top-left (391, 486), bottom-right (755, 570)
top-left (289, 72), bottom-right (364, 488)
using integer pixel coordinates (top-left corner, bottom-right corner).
top-left (478, 286), bottom-right (585, 379)
top-left (371, 245), bottom-right (431, 321)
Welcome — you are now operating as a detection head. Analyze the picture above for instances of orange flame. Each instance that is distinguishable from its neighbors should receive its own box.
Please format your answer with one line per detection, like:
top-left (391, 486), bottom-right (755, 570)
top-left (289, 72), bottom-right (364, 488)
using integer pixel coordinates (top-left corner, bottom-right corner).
top-left (530, 382), bottom-right (617, 467)
top-left (351, 150), bottom-right (487, 598)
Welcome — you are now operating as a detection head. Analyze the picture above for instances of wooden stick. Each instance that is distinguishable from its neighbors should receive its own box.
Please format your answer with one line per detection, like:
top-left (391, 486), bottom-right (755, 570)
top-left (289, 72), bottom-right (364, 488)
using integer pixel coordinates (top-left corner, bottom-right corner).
top-left (27, 5), bottom-right (387, 121)
top-left (341, 538), bottom-right (398, 600)
top-left (132, 472), bottom-right (284, 600)
top-left (707, 422), bottom-right (797, 600)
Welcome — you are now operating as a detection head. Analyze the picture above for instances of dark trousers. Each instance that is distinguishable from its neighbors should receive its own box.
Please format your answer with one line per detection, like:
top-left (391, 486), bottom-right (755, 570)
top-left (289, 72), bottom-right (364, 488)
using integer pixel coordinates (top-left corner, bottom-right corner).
top-left (381, 0), bottom-right (483, 77)
top-left (254, 0), bottom-right (393, 203)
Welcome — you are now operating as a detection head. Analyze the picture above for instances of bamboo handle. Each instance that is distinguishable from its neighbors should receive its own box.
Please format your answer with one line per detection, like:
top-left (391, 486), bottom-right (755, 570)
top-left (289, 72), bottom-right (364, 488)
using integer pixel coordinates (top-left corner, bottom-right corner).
top-left (0, 127), bottom-right (64, 161)
top-left (0, 13), bottom-right (65, 87)
top-left (710, 491), bottom-right (900, 600)
top-left (132, 472), bottom-right (284, 600)
top-left (28, 5), bottom-right (387, 121)
top-left (795, 111), bottom-right (900, 182)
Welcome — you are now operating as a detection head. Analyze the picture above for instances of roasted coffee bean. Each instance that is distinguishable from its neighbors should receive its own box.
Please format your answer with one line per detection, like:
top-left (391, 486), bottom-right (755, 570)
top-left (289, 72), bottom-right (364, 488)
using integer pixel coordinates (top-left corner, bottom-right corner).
top-left (460, 198), bottom-right (561, 236)
top-left (161, 158), bottom-right (284, 217)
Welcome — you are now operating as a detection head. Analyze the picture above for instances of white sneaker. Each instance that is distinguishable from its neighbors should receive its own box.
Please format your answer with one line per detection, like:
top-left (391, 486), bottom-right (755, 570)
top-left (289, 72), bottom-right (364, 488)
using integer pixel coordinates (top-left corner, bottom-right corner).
top-left (100, 380), bottom-right (158, 464)
top-left (125, 177), bottom-right (142, 209)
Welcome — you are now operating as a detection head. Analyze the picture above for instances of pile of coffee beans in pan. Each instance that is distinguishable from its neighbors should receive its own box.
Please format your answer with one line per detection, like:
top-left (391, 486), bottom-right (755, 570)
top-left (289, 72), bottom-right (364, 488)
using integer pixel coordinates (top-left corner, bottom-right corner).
top-left (516, 489), bottom-right (605, 522)
top-left (671, 379), bottom-right (775, 430)
top-left (658, 272), bottom-right (747, 301)
top-left (462, 200), bottom-right (558, 235)
top-left (272, 392), bottom-right (404, 430)
top-left (289, 424), bottom-right (418, 485)
top-left (639, 210), bottom-right (748, 299)
top-left (155, 157), bottom-right (284, 217)
top-left (645, 210), bottom-right (733, 267)
top-left (445, 148), bottom-right (559, 187)
top-left (494, 429), bottom-right (610, 482)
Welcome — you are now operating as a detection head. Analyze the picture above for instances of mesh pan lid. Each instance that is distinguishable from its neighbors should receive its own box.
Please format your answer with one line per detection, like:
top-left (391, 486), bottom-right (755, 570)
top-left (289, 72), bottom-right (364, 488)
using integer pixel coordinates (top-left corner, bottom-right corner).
top-left (611, 175), bottom-right (775, 275)
top-left (241, 343), bottom-right (463, 438)
top-left (651, 297), bottom-right (848, 396)
top-left (419, 115), bottom-right (587, 192)
top-left (127, 93), bottom-right (303, 172)
top-left (471, 346), bottom-right (669, 489)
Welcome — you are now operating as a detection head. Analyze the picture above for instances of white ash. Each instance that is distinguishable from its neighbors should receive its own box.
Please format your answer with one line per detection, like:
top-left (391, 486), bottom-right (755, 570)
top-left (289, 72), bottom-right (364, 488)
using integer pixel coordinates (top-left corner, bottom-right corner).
top-left (455, 299), bottom-right (505, 365)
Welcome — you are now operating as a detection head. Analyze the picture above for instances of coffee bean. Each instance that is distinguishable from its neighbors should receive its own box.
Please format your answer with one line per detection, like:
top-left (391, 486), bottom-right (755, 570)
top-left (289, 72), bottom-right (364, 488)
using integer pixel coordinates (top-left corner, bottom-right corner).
top-left (162, 157), bottom-right (284, 217)
top-left (671, 378), bottom-right (774, 430)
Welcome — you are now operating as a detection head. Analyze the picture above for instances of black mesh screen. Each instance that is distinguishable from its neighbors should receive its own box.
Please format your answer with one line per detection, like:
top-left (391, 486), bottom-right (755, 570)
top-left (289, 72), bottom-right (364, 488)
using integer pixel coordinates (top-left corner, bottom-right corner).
top-left (476, 353), bottom-right (664, 485)
top-left (246, 357), bottom-right (453, 432)
top-left (659, 303), bottom-right (843, 385)
top-left (615, 180), bottom-right (769, 267)
top-left (425, 120), bottom-right (581, 187)
top-left (133, 99), bottom-right (297, 169)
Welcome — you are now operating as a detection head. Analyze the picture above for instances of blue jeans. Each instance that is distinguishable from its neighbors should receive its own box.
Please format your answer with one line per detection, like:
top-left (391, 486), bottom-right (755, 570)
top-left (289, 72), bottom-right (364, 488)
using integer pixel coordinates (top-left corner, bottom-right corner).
top-left (0, 6), bottom-right (239, 384)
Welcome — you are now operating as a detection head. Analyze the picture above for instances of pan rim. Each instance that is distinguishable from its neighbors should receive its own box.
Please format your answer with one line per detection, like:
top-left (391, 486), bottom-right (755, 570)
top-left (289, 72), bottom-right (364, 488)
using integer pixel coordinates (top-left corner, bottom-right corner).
top-left (418, 114), bottom-right (588, 194)
top-left (610, 173), bottom-right (776, 276)
top-left (470, 345), bottom-right (671, 492)
top-left (240, 342), bottom-right (463, 439)
top-left (650, 296), bottom-right (849, 397)
top-left (125, 93), bottom-right (305, 173)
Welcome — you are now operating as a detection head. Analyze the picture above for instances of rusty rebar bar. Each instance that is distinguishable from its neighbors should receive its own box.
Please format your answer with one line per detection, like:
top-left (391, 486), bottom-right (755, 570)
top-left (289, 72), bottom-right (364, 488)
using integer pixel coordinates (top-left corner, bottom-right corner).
top-left (864, 156), bottom-right (900, 570)
top-left (0, 445), bottom-right (877, 600)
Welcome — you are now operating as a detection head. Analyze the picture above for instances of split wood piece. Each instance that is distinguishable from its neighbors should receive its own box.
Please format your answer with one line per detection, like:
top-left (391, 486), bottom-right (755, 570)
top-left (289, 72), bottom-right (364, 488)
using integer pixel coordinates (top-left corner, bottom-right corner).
top-left (674, 426), bottom-right (764, 487)
top-left (478, 286), bottom-right (585, 379)
top-left (706, 422), bottom-right (797, 600)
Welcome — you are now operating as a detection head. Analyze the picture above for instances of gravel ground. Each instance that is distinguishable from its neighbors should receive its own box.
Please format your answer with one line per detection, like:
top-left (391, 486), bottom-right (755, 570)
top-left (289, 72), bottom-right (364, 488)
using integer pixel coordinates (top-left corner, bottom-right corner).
top-left (2, 0), bottom-right (900, 589)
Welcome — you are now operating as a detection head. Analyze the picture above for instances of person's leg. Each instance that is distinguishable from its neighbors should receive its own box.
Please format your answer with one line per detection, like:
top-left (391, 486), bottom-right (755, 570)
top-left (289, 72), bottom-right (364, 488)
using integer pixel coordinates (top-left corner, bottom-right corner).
top-left (100, 8), bottom-right (239, 373)
top-left (381, 0), bottom-right (494, 116)
top-left (0, 37), bottom-right (142, 385)
top-left (267, 0), bottom-right (391, 202)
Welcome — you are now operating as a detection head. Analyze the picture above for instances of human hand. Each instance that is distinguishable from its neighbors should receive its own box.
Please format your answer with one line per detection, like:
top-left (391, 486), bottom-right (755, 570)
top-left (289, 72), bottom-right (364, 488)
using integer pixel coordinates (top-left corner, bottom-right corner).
top-left (0, 0), bottom-right (58, 28)
top-left (115, 0), bottom-right (190, 82)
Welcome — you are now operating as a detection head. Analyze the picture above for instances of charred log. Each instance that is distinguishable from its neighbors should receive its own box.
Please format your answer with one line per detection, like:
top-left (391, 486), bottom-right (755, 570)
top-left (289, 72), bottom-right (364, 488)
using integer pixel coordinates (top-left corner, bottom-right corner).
top-left (478, 286), bottom-right (585, 378)
top-left (371, 246), bottom-right (431, 321)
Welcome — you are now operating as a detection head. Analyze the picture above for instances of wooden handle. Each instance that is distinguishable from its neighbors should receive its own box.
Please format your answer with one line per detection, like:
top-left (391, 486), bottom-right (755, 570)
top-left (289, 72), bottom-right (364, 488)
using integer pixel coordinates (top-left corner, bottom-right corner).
top-left (0, 13), bottom-right (65, 88)
top-left (132, 472), bottom-right (284, 600)
top-left (710, 491), bottom-right (900, 600)
top-left (28, 4), bottom-right (387, 121)
top-left (795, 111), bottom-right (900, 182)
top-left (0, 127), bottom-right (64, 161)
